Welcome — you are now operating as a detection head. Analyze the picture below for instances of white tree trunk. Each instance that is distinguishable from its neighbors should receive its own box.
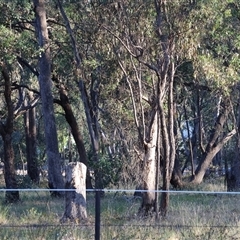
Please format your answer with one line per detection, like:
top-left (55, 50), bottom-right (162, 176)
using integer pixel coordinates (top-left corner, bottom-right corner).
top-left (61, 162), bottom-right (87, 223)
top-left (141, 112), bottom-right (158, 214)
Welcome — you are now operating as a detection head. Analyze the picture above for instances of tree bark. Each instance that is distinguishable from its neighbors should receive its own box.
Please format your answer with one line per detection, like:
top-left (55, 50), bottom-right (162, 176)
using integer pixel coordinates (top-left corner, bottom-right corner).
top-left (191, 99), bottom-right (236, 184)
top-left (33, 0), bottom-right (64, 195)
top-left (79, 80), bottom-right (103, 190)
top-left (0, 63), bottom-right (19, 203)
top-left (154, 1), bottom-right (175, 217)
top-left (53, 76), bottom-right (92, 189)
top-left (2, 133), bottom-right (20, 202)
top-left (60, 162), bottom-right (87, 223)
top-left (24, 92), bottom-right (39, 183)
top-left (226, 93), bottom-right (240, 191)
top-left (139, 111), bottom-right (158, 215)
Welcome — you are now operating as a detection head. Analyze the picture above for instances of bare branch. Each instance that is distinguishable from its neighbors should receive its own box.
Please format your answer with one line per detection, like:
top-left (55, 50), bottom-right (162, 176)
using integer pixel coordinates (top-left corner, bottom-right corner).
top-left (17, 56), bottom-right (39, 76)
top-left (11, 82), bottom-right (40, 95)
top-left (130, 56), bottom-right (146, 142)
top-left (117, 59), bottom-right (144, 146)
top-left (14, 96), bottom-right (40, 118)
top-left (56, 0), bottom-right (82, 68)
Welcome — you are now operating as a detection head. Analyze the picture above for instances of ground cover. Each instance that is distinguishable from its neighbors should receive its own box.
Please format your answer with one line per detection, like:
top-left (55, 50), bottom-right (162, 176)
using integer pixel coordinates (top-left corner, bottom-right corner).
top-left (0, 176), bottom-right (239, 239)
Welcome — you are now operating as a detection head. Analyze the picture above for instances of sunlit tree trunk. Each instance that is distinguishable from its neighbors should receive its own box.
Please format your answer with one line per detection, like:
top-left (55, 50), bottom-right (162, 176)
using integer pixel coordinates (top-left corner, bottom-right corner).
top-left (140, 111), bottom-right (158, 215)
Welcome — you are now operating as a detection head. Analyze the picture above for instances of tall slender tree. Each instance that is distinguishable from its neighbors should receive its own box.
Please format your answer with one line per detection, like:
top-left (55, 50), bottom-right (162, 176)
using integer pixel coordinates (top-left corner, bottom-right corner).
top-left (0, 63), bottom-right (20, 203)
top-left (24, 91), bottom-right (39, 183)
top-left (33, 0), bottom-right (64, 195)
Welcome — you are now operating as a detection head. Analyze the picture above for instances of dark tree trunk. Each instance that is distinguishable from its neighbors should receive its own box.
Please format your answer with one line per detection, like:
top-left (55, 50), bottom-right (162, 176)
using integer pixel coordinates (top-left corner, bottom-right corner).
top-left (24, 92), bottom-right (39, 183)
top-left (2, 134), bottom-right (19, 202)
top-left (191, 99), bottom-right (236, 184)
top-left (55, 0), bottom-right (94, 190)
top-left (53, 76), bottom-right (92, 189)
top-left (226, 93), bottom-right (240, 191)
top-left (0, 63), bottom-right (19, 203)
top-left (33, 0), bottom-right (64, 195)
top-left (154, 1), bottom-right (176, 217)
top-left (79, 80), bottom-right (103, 191)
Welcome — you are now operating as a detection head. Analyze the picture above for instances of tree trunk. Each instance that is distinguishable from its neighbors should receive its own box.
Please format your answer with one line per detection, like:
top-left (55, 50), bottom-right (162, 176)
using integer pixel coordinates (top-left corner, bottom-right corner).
top-left (139, 111), bottom-right (158, 215)
top-left (33, 0), bottom-right (64, 194)
top-left (191, 99), bottom-right (236, 184)
top-left (0, 63), bottom-right (19, 203)
top-left (79, 80), bottom-right (103, 190)
top-left (60, 162), bottom-right (87, 223)
top-left (56, 0), bottom-right (95, 190)
top-left (24, 92), bottom-right (39, 183)
top-left (53, 76), bottom-right (92, 189)
top-left (2, 134), bottom-right (20, 202)
top-left (226, 94), bottom-right (240, 191)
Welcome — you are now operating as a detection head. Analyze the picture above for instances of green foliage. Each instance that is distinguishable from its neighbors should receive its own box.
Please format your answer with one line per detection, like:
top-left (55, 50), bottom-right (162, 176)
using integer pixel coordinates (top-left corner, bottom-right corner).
top-left (16, 175), bottom-right (34, 189)
top-left (89, 152), bottom-right (123, 188)
top-left (0, 0), bottom-right (239, 205)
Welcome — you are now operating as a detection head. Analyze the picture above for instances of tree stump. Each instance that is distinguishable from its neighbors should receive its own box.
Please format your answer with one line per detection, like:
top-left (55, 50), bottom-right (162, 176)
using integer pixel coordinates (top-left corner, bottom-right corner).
top-left (60, 162), bottom-right (87, 223)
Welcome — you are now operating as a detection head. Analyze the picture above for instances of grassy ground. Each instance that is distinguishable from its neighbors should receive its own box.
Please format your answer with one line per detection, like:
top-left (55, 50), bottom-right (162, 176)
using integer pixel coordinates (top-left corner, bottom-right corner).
top-left (0, 175), bottom-right (239, 239)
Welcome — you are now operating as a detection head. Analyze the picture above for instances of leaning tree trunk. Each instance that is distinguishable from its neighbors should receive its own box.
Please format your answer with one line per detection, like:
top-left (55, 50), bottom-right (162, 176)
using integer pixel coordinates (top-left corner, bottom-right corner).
top-left (53, 76), bottom-right (92, 189)
top-left (33, 0), bottom-right (64, 194)
top-left (60, 162), bottom-right (87, 223)
top-left (191, 99), bottom-right (236, 185)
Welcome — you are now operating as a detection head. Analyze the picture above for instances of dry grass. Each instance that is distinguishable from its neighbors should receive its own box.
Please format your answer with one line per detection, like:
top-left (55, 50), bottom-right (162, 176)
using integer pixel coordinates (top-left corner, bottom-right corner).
top-left (0, 175), bottom-right (239, 239)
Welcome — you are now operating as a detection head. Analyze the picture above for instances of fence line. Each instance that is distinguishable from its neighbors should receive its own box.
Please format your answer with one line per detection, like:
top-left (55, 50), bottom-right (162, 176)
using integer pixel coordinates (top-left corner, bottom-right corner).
top-left (0, 224), bottom-right (238, 229)
top-left (0, 188), bottom-right (239, 239)
top-left (0, 188), bottom-right (240, 195)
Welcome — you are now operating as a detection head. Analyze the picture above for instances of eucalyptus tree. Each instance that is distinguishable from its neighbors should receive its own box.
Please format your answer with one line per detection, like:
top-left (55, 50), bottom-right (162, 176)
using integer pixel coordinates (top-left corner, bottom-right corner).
top-left (0, 63), bottom-right (20, 202)
top-left (0, 0), bottom-right (37, 201)
top-left (33, 0), bottom-right (64, 194)
top-left (87, 0), bottom-right (181, 215)
top-left (55, 0), bottom-right (130, 189)
top-left (181, 0), bottom-right (239, 185)
top-left (204, 1), bottom-right (240, 190)
top-left (93, 0), bottom-right (239, 215)
top-left (24, 91), bottom-right (39, 183)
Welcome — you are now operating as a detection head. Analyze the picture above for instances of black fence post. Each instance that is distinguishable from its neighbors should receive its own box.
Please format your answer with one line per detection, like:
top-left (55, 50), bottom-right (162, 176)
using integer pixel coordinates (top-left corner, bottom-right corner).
top-left (95, 189), bottom-right (101, 240)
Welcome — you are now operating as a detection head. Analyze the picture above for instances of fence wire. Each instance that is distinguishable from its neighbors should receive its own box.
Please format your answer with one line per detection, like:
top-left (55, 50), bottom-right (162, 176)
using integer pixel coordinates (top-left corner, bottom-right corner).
top-left (0, 188), bottom-right (240, 239)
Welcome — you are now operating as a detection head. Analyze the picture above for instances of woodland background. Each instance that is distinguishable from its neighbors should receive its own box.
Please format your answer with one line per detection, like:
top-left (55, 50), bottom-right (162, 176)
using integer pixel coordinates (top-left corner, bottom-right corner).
top-left (0, 0), bottom-right (240, 218)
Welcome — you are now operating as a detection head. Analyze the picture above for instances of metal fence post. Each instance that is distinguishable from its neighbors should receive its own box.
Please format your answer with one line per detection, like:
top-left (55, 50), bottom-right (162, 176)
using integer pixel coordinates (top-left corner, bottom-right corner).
top-left (95, 189), bottom-right (101, 240)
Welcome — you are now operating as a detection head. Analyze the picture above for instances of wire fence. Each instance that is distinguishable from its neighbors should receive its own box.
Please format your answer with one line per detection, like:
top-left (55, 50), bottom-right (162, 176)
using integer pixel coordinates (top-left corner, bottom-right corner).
top-left (0, 188), bottom-right (240, 239)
